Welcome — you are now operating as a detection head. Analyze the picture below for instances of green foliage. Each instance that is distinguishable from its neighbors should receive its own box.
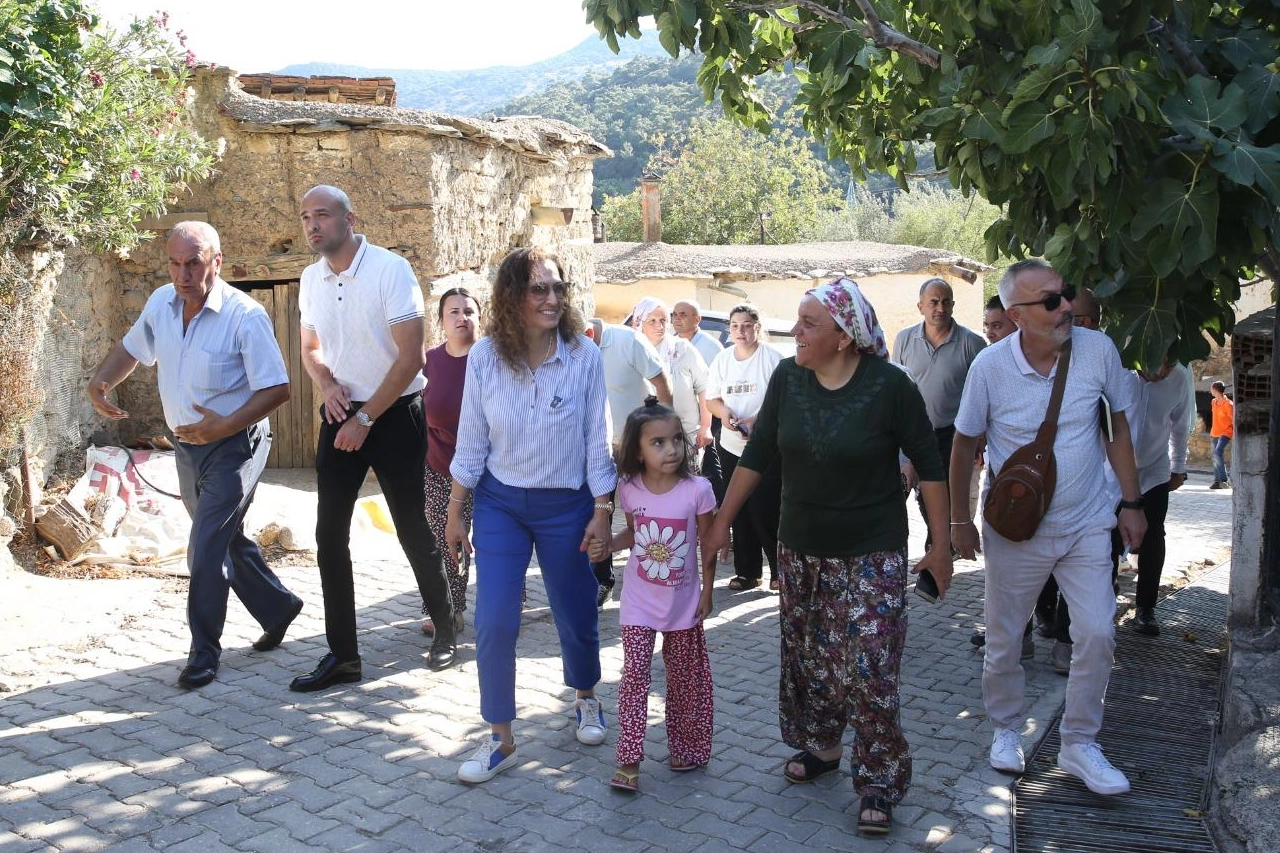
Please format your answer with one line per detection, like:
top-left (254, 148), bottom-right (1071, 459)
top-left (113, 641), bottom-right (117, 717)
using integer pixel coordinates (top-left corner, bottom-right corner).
top-left (0, 1), bottom-right (215, 253)
top-left (600, 115), bottom-right (842, 244)
top-left (497, 54), bottom-right (719, 203)
top-left (587, 0), bottom-right (1280, 368)
top-left (813, 182), bottom-right (1009, 282)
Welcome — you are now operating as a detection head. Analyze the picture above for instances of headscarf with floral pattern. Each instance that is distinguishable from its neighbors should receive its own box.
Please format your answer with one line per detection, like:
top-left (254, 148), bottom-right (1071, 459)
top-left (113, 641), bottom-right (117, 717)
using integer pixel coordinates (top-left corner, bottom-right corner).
top-left (805, 277), bottom-right (889, 358)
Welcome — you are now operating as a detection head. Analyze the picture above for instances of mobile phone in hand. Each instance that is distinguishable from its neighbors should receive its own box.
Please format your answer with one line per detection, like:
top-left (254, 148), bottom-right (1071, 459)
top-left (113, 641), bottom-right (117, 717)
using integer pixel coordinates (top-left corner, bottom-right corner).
top-left (914, 569), bottom-right (940, 603)
top-left (457, 548), bottom-right (470, 571)
top-left (733, 423), bottom-right (750, 437)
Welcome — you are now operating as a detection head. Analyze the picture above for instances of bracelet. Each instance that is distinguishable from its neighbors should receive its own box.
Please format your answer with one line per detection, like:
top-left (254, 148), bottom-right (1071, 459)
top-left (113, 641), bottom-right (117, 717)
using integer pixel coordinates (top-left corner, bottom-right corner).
top-left (950, 520), bottom-right (972, 526)
top-left (1118, 498), bottom-right (1144, 510)
top-left (594, 502), bottom-right (614, 513)
top-left (449, 495), bottom-right (467, 504)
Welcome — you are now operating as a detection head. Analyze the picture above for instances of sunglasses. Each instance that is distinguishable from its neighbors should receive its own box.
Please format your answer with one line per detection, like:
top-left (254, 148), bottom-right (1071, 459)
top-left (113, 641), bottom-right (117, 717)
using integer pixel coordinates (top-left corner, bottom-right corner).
top-left (529, 281), bottom-right (570, 299)
top-left (1009, 283), bottom-right (1077, 312)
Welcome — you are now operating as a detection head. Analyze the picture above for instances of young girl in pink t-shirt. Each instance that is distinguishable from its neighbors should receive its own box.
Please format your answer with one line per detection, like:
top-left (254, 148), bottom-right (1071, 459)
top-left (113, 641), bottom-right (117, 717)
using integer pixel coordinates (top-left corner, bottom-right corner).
top-left (591, 397), bottom-right (717, 793)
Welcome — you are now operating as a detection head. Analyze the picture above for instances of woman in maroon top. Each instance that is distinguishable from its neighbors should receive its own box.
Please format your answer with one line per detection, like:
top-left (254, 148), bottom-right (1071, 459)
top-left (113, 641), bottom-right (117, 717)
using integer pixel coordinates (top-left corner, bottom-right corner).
top-left (421, 287), bottom-right (482, 635)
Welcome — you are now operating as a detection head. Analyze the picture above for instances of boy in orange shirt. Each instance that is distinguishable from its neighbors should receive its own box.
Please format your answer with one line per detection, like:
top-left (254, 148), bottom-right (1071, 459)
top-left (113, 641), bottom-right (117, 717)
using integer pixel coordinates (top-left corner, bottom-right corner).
top-left (1209, 381), bottom-right (1234, 489)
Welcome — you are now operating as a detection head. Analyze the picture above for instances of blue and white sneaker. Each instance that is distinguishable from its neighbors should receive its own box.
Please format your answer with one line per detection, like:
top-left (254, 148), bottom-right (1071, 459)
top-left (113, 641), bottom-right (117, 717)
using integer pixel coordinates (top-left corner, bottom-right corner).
top-left (457, 734), bottom-right (519, 784)
top-left (575, 696), bottom-right (607, 745)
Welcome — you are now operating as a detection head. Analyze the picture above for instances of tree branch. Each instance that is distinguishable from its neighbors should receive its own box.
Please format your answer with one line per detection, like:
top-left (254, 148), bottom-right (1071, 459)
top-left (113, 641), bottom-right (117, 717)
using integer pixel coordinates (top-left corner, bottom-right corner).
top-left (847, 0), bottom-right (940, 67)
top-left (1148, 16), bottom-right (1209, 78)
top-left (729, 0), bottom-right (940, 68)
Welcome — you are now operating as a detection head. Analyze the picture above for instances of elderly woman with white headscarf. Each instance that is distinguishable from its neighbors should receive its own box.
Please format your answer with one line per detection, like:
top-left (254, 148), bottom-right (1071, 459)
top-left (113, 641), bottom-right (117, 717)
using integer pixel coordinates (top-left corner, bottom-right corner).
top-left (704, 279), bottom-right (951, 837)
top-left (629, 297), bottom-right (711, 461)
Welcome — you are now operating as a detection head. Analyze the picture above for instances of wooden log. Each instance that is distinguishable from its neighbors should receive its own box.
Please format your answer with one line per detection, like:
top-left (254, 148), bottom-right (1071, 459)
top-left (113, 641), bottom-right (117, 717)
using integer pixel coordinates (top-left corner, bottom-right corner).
top-left (35, 497), bottom-right (98, 560)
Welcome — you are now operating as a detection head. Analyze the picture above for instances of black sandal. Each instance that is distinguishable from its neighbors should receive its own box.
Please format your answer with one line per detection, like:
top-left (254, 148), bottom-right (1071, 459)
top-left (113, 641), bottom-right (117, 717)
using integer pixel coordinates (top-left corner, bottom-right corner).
top-left (727, 576), bottom-right (761, 591)
top-left (783, 750), bottom-right (840, 783)
top-left (857, 795), bottom-right (893, 835)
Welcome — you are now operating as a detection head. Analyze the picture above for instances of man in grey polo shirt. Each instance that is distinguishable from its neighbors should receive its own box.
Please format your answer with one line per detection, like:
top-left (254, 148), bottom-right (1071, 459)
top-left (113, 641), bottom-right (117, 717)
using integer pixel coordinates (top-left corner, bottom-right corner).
top-left (950, 259), bottom-right (1147, 796)
top-left (289, 184), bottom-right (457, 692)
top-left (88, 221), bottom-right (301, 689)
top-left (892, 277), bottom-right (985, 550)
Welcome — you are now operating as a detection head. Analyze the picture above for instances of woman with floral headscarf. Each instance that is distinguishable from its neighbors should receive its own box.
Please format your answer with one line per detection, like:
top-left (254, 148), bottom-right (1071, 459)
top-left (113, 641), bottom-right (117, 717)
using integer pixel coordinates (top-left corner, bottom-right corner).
top-left (704, 279), bottom-right (952, 836)
top-left (629, 297), bottom-right (712, 464)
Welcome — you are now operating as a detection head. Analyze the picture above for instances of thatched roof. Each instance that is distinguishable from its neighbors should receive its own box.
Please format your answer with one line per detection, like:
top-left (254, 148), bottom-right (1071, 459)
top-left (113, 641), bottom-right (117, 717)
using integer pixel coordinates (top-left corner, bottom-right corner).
top-left (593, 241), bottom-right (987, 283)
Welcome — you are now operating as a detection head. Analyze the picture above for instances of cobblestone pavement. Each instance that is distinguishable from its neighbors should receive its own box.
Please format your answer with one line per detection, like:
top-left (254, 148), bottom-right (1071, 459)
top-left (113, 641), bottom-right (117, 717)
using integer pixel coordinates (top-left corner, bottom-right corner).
top-left (0, 471), bottom-right (1233, 853)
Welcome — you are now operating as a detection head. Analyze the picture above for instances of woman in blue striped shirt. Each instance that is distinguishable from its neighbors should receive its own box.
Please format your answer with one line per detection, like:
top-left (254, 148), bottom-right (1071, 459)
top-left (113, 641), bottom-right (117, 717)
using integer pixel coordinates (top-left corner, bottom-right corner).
top-left (446, 247), bottom-right (617, 784)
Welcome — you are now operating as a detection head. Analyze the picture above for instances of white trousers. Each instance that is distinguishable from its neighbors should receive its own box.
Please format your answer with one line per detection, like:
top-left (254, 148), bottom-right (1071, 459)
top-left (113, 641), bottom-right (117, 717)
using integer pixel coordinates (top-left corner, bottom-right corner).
top-left (982, 515), bottom-right (1115, 746)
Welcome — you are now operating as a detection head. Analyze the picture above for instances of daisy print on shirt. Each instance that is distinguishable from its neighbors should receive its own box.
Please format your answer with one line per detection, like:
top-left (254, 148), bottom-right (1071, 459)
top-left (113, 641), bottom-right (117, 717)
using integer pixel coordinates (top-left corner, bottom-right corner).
top-left (630, 513), bottom-right (693, 587)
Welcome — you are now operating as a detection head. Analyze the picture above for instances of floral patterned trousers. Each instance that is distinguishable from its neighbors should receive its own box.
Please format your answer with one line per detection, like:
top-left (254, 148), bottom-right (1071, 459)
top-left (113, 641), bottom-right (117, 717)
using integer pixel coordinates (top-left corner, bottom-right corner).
top-left (615, 623), bottom-right (714, 767)
top-left (777, 544), bottom-right (911, 803)
top-left (424, 465), bottom-right (471, 613)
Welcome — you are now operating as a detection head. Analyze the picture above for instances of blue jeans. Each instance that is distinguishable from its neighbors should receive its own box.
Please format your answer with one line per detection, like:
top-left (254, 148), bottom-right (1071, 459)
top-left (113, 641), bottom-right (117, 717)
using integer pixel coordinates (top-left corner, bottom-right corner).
top-left (472, 472), bottom-right (600, 724)
top-left (1212, 436), bottom-right (1231, 483)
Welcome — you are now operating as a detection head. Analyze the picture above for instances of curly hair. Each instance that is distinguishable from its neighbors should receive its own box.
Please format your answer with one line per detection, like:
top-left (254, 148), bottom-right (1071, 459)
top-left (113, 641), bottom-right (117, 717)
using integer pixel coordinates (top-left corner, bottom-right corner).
top-left (487, 247), bottom-right (585, 371)
top-left (616, 396), bottom-right (696, 482)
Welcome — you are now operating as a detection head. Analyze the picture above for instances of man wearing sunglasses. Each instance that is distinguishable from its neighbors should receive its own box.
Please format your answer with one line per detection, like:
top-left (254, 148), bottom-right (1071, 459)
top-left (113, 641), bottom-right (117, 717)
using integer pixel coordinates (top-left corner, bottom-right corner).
top-left (949, 259), bottom-right (1147, 797)
top-left (290, 184), bottom-right (458, 692)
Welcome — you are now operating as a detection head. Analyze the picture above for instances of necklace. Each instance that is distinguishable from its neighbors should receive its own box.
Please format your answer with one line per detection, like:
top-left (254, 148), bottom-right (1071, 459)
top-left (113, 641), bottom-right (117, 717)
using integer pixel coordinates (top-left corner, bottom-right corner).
top-left (532, 332), bottom-right (554, 369)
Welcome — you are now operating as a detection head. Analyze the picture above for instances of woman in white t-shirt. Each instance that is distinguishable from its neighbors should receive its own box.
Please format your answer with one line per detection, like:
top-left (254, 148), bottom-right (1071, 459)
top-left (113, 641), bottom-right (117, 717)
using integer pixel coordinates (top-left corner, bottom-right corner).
top-left (629, 297), bottom-right (712, 465)
top-left (705, 303), bottom-right (784, 591)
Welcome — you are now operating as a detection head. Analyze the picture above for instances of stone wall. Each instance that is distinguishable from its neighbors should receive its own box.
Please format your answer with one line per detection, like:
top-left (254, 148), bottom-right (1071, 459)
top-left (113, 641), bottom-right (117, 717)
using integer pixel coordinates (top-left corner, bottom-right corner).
top-left (72, 67), bottom-right (607, 453)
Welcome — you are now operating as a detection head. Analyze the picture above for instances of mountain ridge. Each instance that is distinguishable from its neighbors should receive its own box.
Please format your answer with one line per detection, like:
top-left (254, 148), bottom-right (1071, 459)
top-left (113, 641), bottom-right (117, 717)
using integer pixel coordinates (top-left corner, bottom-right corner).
top-left (274, 31), bottom-right (669, 116)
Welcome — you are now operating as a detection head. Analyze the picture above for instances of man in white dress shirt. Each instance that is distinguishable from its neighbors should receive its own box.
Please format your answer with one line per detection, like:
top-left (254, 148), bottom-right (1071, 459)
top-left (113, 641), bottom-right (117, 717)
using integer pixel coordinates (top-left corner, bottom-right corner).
top-left (88, 222), bottom-right (300, 689)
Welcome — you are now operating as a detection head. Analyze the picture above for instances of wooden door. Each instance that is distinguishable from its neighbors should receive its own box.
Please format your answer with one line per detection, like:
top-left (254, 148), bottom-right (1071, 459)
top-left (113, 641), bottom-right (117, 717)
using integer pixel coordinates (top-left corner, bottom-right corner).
top-left (250, 282), bottom-right (321, 468)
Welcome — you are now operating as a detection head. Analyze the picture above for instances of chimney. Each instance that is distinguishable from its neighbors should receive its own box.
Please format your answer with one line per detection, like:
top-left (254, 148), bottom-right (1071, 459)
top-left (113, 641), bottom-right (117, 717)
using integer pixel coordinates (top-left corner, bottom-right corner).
top-left (640, 173), bottom-right (661, 243)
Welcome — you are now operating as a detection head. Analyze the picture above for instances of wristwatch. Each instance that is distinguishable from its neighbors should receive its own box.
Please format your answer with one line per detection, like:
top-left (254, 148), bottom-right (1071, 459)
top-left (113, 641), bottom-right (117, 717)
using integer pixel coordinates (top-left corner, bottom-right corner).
top-left (594, 501), bottom-right (614, 514)
top-left (354, 410), bottom-right (375, 428)
top-left (1118, 497), bottom-right (1144, 510)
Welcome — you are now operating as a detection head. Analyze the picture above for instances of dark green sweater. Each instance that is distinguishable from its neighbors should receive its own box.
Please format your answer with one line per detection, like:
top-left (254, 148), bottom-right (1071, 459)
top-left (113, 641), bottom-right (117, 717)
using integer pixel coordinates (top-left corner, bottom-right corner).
top-left (739, 356), bottom-right (943, 557)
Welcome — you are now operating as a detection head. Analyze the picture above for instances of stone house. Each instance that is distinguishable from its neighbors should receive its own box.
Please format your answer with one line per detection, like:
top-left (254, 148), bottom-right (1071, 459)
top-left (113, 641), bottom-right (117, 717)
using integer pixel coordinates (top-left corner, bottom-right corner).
top-left (591, 240), bottom-right (989, 342)
top-left (39, 67), bottom-right (608, 478)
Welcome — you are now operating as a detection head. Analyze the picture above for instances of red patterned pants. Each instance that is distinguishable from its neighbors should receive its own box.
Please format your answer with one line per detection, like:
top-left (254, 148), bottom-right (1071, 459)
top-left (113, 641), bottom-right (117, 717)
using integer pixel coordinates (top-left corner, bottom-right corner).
top-left (615, 623), bottom-right (714, 766)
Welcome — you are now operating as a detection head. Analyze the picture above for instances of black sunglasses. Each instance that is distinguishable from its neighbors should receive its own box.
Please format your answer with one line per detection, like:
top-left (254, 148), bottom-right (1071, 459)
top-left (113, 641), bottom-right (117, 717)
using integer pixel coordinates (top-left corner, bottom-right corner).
top-left (529, 281), bottom-right (570, 298)
top-left (1009, 283), bottom-right (1077, 312)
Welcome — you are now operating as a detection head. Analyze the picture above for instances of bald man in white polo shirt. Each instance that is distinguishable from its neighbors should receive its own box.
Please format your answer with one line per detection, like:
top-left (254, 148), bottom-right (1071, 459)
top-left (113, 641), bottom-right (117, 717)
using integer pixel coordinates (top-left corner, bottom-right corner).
top-left (289, 185), bottom-right (457, 692)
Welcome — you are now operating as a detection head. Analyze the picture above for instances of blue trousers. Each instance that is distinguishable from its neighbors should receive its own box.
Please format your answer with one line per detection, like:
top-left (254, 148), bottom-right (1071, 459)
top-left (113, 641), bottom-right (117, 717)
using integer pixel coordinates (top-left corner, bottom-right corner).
top-left (175, 421), bottom-right (299, 670)
top-left (472, 472), bottom-right (600, 724)
top-left (1212, 436), bottom-right (1231, 483)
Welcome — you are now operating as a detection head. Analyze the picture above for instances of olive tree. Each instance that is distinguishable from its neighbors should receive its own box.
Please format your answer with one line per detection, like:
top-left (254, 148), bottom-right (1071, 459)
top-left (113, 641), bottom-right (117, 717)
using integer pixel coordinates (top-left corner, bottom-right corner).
top-left (586, 0), bottom-right (1280, 366)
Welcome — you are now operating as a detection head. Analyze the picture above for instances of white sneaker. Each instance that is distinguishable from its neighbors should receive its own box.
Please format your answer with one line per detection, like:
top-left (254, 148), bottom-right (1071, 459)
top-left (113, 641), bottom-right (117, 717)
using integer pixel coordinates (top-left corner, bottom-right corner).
top-left (457, 735), bottom-right (519, 784)
top-left (574, 696), bottom-right (607, 745)
top-left (1058, 742), bottom-right (1130, 795)
top-left (990, 728), bottom-right (1025, 773)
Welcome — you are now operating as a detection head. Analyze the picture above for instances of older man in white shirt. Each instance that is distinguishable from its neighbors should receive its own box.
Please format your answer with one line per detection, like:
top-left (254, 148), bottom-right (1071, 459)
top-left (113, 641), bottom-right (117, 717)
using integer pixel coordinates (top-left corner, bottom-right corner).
top-left (88, 222), bottom-right (299, 689)
top-left (950, 260), bottom-right (1147, 797)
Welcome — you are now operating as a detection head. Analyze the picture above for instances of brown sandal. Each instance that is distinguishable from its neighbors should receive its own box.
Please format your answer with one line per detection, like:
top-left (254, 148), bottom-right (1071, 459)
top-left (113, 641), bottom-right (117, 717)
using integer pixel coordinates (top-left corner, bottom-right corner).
top-left (609, 767), bottom-right (639, 792)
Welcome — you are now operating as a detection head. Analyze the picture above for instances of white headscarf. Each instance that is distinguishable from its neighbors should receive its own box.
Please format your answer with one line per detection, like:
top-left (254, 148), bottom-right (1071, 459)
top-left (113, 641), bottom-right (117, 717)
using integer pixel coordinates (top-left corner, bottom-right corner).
top-left (630, 296), bottom-right (682, 366)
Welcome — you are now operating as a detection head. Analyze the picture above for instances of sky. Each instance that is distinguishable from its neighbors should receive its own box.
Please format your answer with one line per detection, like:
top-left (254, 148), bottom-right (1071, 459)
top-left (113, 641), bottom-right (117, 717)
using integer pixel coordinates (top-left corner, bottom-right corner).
top-left (89, 1), bottom-right (604, 72)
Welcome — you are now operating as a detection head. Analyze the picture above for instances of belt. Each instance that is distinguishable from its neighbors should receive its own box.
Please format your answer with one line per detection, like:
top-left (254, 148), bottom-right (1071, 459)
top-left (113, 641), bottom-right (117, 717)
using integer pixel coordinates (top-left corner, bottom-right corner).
top-left (349, 392), bottom-right (418, 412)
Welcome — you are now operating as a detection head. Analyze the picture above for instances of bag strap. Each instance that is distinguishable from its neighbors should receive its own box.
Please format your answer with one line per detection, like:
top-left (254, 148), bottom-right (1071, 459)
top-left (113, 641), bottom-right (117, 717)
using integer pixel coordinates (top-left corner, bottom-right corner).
top-left (1034, 338), bottom-right (1072, 445)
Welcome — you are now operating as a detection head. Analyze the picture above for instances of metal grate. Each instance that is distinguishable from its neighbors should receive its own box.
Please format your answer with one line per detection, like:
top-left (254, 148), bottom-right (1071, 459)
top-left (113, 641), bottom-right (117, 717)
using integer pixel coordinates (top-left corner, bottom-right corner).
top-left (1012, 573), bottom-right (1227, 853)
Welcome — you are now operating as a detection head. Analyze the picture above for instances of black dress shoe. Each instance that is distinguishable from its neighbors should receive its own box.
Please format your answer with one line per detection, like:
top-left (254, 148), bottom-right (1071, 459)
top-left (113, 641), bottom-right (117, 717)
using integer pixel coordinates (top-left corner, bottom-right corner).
top-left (289, 653), bottom-right (362, 692)
top-left (253, 598), bottom-right (303, 652)
top-left (178, 665), bottom-right (217, 688)
top-left (427, 636), bottom-right (456, 671)
top-left (1133, 606), bottom-right (1161, 636)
